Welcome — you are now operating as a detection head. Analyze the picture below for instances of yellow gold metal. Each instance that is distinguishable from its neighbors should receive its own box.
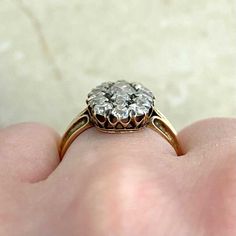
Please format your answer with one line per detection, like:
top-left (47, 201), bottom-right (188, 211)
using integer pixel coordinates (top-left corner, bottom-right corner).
top-left (60, 107), bottom-right (183, 160)
top-left (60, 109), bottom-right (93, 158)
top-left (147, 108), bottom-right (183, 156)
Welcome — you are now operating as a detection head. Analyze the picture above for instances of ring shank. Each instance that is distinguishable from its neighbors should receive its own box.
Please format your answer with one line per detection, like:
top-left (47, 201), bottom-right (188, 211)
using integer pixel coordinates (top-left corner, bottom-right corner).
top-left (60, 109), bottom-right (93, 159)
top-left (147, 108), bottom-right (183, 156)
top-left (60, 107), bottom-right (183, 160)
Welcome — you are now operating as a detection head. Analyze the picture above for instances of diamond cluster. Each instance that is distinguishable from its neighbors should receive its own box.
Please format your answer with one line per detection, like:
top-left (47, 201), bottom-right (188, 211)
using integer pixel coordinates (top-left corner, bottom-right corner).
top-left (87, 80), bottom-right (155, 128)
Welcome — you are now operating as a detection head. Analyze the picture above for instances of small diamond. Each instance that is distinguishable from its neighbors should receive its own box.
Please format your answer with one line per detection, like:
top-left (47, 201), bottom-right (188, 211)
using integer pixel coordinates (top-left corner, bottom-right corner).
top-left (94, 102), bottom-right (113, 116)
top-left (134, 97), bottom-right (152, 108)
top-left (129, 103), bottom-right (149, 116)
top-left (87, 91), bottom-right (106, 102)
top-left (132, 82), bottom-right (143, 90)
top-left (109, 80), bottom-right (136, 95)
top-left (111, 92), bottom-right (130, 101)
top-left (135, 93), bottom-right (154, 104)
top-left (133, 83), bottom-right (154, 98)
top-left (88, 88), bottom-right (104, 97)
top-left (113, 98), bottom-right (127, 107)
top-left (111, 106), bottom-right (130, 119)
top-left (93, 105), bottom-right (106, 116)
top-left (88, 95), bottom-right (109, 107)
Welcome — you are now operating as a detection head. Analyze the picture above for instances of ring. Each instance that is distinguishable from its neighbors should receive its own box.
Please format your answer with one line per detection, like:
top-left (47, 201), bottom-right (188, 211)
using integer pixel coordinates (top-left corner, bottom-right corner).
top-left (60, 80), bottom-right (183, 159)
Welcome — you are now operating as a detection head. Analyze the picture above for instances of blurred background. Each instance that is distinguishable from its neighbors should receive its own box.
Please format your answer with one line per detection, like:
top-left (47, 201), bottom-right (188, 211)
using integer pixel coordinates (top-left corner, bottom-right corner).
top-left (0, 0), bottom-right (236, 133)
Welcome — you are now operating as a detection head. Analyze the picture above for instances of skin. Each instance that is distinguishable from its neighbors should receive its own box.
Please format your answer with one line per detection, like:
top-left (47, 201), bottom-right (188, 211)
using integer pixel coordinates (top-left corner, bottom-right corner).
top-left (0, 118), bottom-right (236, 236)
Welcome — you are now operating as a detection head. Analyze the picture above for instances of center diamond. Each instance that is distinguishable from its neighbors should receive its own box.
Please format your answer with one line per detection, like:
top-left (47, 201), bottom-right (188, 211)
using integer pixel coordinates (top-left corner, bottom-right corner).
top-left (87, 80), bottom-right (155, 129)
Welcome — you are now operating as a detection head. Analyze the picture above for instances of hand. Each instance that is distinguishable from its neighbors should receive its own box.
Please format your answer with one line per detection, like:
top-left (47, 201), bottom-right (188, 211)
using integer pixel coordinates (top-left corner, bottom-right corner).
top-left (0, 118), bottom-right (235, 236)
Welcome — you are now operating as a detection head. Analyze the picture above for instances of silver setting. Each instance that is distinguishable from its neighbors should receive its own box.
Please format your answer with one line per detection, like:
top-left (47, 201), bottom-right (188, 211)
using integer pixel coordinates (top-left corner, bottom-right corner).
top-left (86, 80), bottom-right (155, 131)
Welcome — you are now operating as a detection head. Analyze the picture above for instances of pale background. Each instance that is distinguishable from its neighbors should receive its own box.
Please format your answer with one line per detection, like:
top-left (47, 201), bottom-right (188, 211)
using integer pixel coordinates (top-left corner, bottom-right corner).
top-left (0, 0), bottom-right (236, 133)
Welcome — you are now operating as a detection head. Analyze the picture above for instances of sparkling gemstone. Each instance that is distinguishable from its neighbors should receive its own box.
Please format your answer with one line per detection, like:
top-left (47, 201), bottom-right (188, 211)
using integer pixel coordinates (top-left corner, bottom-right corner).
top-left (139, 88), bottom-right (154, 98)
top-left (87, 92), bottom-right (106, 102)
top-left (132, 82), bottom-right (143, 90)
top-left (88, 95), bottom-right (109, 107)
top-left (87, 80), bottom-right (155, 127)
top-left (93, 102), bottom-right (113, 116)
top-left (113, 97), bottom-right (127, 107)
top-left (133, 83), bottom-right (154, 98)
top-left (135, 93), bottom-right (154, 103)
top-left (111, 91), bottom-right (130, 101)
top-left (134, 97), bottom-right (152, 108)
top-left (111, 106), bottom-right (129, 120)
top-left (129, 103), bottom-right (149, 116)
top-left (109, 80), bottom-right (136, 95)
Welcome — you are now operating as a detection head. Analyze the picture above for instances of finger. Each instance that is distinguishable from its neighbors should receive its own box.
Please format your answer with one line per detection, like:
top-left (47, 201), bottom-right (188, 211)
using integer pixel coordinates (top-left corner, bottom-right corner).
top-left (0, 123), bottom-right (60, 183)
top-left (177, 118), bottom-right (236, 234)
top-left (56, 127), bottom-right (177, 173)
top-left (46, 127), bottom-right (179, 233)
top-left (177, 118), bottom-right (236, 187)
top-left (176, 118), bottom-right (236, 180)
top-left (50, 126), bottom-right (179, 201)
top-left (66, 127), bottom-right (175, 158)
top-left (47, 119), bottom-right (236, 235)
